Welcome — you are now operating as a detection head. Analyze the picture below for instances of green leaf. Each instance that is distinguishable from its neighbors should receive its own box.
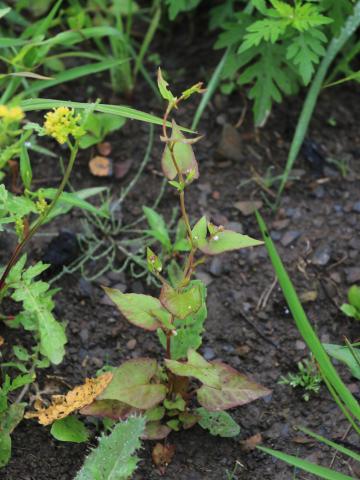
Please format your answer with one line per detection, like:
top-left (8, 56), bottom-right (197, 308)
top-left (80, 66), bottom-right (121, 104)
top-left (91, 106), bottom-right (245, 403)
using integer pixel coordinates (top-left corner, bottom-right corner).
top-left (0, 403), bottom-right (24, 468)
top-left (160, 282), bottom-right (202, 320)
top-left (323, 344), bottom-right (360, 380)
top-left (197, 361), bottom-right (270, 411)
top-left (99, 358), bottom-right (167, 409)
top-left (146, 247), bottom-right (162, 275)
top-left (75, 416), bottom-right (145, 480)
top-left (157, 67), bottom-right (175, 103)
top-left (340, 303), bottom-right (358, 319)
top-left (165, 0), bottom-right (201, 20)
top-left (158, 280), bottom-right (207, 359)
top-left (161, 120), bottom-right (199, 180)
top-left (164, 394), bottom-right (186, 412)
top-left (145, 406), bottom-right (165, 422)
top-left (348, 285), bottom-right (360, 311)
top-left (199, 229), bottom-right (262, 255)
top-left (20, 143), bottom-right (32, 190)
top-left (165, 349), bottom-right (221, 388)
top-left (51, 416), bottom-right (89, 443)
top-left (259, 446), bottom-right (355, 480)
top-left (143, 206), bottom-right (171, 250)
top-left (104, 288), bottom-right (167, 331)
top-left (13, 345), bottom-right (30, 361)
top-left (196, 407), bottom-right (240, 437)
top-left (192, 216), bottom-right (207, 248)
top-left (143, 421), bottom-right (171, 440)
top-left (40, 189), bottom-right (109, 218)
top-left (79, 113), bottom-right (126, 149)
top-left (286, 30), bottom-right (327, 85)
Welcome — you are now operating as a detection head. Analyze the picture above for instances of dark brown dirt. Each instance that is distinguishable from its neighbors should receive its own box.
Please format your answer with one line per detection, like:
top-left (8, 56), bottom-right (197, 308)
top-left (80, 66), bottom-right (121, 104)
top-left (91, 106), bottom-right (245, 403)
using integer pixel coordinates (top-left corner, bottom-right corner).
top-left (1, 21), bottom-right (360, 480)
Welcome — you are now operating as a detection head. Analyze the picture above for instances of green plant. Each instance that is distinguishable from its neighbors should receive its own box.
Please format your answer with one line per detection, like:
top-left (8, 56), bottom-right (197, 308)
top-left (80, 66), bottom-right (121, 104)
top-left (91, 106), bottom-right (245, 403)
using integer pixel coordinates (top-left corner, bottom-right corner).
top-left (256, 211), bottom-right (360, 479)
top-left (75, 416), bottom-right (145, 480)
top-left (0, 98), bottom-right (170, 468)
top-left (24, 71), bottom-right (270, 470)
top-left (340, 285), bottom-right (360, 321)
top-left (279, 357), bottom-right (322, 401)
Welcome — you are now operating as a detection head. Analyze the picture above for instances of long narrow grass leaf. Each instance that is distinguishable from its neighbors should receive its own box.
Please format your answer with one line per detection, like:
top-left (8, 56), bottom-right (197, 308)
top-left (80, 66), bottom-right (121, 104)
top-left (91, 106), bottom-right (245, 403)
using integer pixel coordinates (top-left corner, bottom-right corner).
top-left (258, 447), bottom-right (355, 480)
top-left (299, 427), bottom-right (360, 462)
top-left (191, 47), bottom-right (230, 131)
top-left (256, 212), bottom-right (360, 421)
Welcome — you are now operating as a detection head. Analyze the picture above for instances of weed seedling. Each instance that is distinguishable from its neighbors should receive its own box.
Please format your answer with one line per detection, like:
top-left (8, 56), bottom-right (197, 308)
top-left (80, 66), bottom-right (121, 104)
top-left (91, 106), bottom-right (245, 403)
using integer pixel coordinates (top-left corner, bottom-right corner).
top-left (279, 357), bottom-right (322, 401)
top-left (341, 285), bottom-right (360, 321)
top-left (25, 71), bottom-right (271, 472)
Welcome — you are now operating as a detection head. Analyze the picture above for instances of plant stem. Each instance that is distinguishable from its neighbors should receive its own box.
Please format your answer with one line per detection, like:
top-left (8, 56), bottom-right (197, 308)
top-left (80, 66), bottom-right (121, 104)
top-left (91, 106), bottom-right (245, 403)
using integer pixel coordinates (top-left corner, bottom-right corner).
top-left (0, 141), bottom-right (79, 292)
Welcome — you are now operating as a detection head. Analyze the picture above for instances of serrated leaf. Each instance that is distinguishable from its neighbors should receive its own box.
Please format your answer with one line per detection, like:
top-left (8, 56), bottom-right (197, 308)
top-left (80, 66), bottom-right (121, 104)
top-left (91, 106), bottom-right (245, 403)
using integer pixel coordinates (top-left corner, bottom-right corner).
top-left (286, 30), bottom-right (326, 85)
top-left (75, 416), bottom-right (145, 480)
top-left (161, 120), bottom-right (199, 180)
top-left (104, 288), bottom-right (167, 331)
top-left (196, 407), bottom-right (240, 437)
top-left (99, 358), bottom-right (167, 409)
top-left (197, 361), bottom-right (271, 411)
top-left (51, 416), bottom-right (89, 443)
top-left (165, 349), bottom-right (221, 388)
top-left (160, 282), bottom-right (202, 320)
top-left (199, 229), bottom-right (262, 255)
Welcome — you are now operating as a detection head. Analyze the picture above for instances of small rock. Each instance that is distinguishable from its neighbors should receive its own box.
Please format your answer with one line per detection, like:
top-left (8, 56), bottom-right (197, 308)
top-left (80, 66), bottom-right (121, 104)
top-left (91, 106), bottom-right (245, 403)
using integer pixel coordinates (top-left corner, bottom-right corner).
top-left (195, 271), bottom-right (213, 286)
top-left (270, 230), bottom-right (281, 241)
top-left (203, 347), bottom-right (216, 360)
top-left (226, 221), bottom-right (243, 234)
top-left (352, 201), bottom-right (360, 213)
top-left (95, 275), bottom-right (111, 287)
top-left (217, 123), bottom-right (242, 161)
top-left (313, 185), bottom-right (325, 199)
top-left (236, 345), bottom-right (250, 356)
top-left (127, 339), bottom-right (137, 350)
top-left (234, 200), bottom-right (263, 216)
top-left (78, 278), bottom-right (93, 298)
top-left (281, 230), bottom-right (301, 247)
top-left (100, 295), bottom-right (115, 306)
top-left (272, 219), bottom-right (290, 230)
top-left (320, 334), bottom-right (330, 343)
top-left (311, 245), bottom-right (331, 266)
top-left (79, 328), bottom-right (89, 343)
top-left (209, 257), bottom-right (223, 277)
top-left (295, 340), bottom-right (306, 350)
top-left (111, 282), bottom-right (127, 293)
top-left (106, 271), bottom-right (126, 283)
top-left (346, 267), bottom-right (360, 284)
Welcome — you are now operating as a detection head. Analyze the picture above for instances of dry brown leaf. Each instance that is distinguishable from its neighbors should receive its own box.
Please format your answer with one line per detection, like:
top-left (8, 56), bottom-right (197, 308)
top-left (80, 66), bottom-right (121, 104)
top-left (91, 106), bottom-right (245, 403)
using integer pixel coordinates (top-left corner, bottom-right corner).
top-left (240, 433), bottom-right (262, 452)
top-left (97, 142), bottom-right (112, 156)
top-left (234, 201), bottom-right (263, 216)
top-left (89, 156), bottom-right (113, 177)
top-left (25, 372), bottom-right (113, 426)
top-left (0, 336), bottom-right (4, 347)
top-left (152, 442), bottom-right (176, 475)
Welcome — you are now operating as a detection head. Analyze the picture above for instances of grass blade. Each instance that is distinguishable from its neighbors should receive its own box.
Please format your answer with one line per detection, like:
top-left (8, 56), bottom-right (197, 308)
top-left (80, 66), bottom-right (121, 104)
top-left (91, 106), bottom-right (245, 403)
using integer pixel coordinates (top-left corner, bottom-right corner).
top-left (277, 1), bottom-right (360, 201)
top-left (258, 447), bottom-right (355, 480)
top-left (24, 58), bottom-right (129, 96)
top-left (21, 98), bottom-right (193, 131)
top-left (256, 211), bottom-right (360, 421)
top-left (299, 427), bottom-right (360, 463)
top-left (191, 47), bottom-right (230, 131)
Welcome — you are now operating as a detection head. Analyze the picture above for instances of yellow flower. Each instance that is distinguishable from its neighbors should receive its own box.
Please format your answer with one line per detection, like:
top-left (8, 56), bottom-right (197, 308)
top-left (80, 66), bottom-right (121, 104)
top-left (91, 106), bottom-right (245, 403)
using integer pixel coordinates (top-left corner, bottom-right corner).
top-left (0, 105), bottom-right (24, 122)
top-left (44, 107), bottom-right (85, 144)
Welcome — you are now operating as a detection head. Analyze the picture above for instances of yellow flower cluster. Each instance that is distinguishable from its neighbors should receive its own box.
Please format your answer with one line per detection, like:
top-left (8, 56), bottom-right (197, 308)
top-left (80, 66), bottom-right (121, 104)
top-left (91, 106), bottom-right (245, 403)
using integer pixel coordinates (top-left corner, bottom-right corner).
top-left (44, 107), bottom-right (85, 144)
top-left (0, 105), bottom-right (24, 122)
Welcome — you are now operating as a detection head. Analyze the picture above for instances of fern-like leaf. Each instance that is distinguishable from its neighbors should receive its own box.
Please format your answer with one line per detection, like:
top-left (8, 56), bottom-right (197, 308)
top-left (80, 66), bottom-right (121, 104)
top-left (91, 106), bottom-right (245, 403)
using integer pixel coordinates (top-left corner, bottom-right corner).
top-left (286, 29), bottom-right (327, 84)
top-left (75, 416), bottom-right (145, 480)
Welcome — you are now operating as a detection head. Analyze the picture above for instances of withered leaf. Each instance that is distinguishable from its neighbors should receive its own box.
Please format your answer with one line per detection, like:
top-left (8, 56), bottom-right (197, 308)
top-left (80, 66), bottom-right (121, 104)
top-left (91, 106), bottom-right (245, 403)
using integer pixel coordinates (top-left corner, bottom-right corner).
top-left (240, 433), bottom-right (262, 451)
top-left (25, 372), bottom-right (113, 426)
top-left (89, 156), bottom-right (113, 177)
top-left (152, 442), bottom-right (176, 475)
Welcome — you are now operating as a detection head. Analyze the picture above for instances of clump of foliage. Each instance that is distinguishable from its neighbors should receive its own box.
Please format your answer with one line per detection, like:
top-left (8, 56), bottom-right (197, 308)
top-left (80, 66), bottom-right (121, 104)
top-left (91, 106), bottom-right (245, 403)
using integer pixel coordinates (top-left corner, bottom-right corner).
top-left (279, 357), bottom-right (322, 401)
top-left (340, 285), bottom-right (360, 321)
top-left (24, 72), bottom-right (270, 470)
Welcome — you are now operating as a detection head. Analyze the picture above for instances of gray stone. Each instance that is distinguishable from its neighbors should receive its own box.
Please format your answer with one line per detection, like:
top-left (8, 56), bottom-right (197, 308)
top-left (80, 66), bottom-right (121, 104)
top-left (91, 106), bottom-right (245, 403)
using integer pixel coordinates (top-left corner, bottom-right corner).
top-left (346, 267), bottom-right (360, 284)
top-left (352, 201), bottom-right (360, 213)
top-left (227, 221), bottom-right (243, 234)
top-left (196, 271), bottom-right (213, 286)
top-left (281, 230), bottom-right (301, 247)
top-left (311, 245), bottom-right (331, 266)
top-left (203, 346), bottom-right (216, 360)
top-left (209, 257), bottom-right (223, 276)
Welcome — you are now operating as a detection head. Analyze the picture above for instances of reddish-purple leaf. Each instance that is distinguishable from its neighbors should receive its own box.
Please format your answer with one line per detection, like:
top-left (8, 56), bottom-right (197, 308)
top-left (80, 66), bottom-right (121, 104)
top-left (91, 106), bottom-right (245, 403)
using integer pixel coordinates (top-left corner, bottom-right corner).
top-left (160, 283), bottom-right (202, 320)
top-left (197, 361), bottom-right (271, 411)
top-left (80, 400), bottom-right (139, 420)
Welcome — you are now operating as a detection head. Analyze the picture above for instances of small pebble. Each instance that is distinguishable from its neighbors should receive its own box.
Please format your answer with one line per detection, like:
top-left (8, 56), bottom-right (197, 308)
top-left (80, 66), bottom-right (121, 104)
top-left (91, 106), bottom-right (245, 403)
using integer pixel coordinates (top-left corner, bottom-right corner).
top-left (311, 245), bottom-right (331, 266)
top-left (281, 230), bottom-right (301, 247)
top-left (196, 271), bottom-right (213, 286)
top-left (203, 346), bottom-right (216, 360)
top-left (127, 339), bottom-right (137, 350)
top-left (346, 267), bottom-right (360, 284)
top-left (295, 340), bottom-right (306, 350)
top-left (209, 257), bottom-right (223, 276)
top-left (352, 201), bottom-right (360, 213)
